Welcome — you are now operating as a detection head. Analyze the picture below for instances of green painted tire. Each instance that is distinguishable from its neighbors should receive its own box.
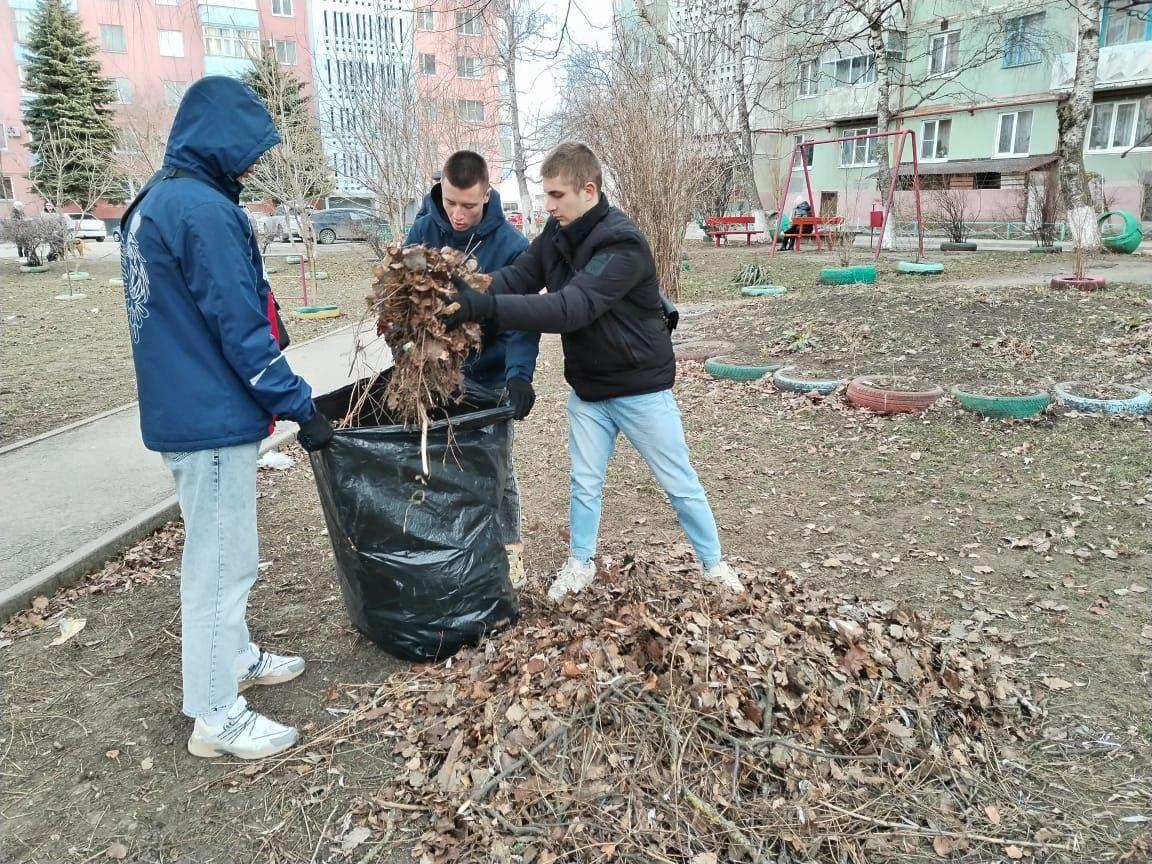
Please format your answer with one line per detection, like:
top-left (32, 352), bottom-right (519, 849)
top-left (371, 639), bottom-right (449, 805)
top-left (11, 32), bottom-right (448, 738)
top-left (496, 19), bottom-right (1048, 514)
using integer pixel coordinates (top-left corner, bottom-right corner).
top-left (293, 304), bottom-right (341, 319)
top-left (1098, 211), bottom-right (1143, 254)
top-left (897, 260), bottom-right (944, 275)
top-left (19, 265), bottom-right (50, 273)
top-left (704, 356), bottom-right (784, 382)
top-left (773, 366), bottom-right (846, 395)
top-left (741, 285), bottom-right (787, 297)
top-left (951, 386), bottom-right (1051, 419)
top-left (819, 266), bottom-right (876, 285)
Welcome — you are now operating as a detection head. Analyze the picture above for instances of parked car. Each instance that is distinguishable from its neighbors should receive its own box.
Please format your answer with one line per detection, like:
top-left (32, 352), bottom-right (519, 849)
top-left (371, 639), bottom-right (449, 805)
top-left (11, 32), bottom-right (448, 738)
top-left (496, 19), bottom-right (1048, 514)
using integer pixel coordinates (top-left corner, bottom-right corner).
top-left (66, 213), bottom-right (108, 241)
top-left (311, 208), bottom-right (388, 244)
top-left (259, 208), bottom-right (305, 242)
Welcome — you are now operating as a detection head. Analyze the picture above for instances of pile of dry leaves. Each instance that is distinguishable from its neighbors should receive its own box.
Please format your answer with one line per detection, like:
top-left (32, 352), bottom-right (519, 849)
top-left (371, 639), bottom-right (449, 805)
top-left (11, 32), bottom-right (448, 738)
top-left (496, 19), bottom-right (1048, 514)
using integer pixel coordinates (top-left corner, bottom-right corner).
top-left (359, 243), bottom-right (488, 427)
top-left (335, 549), bottom-right (1047, 863)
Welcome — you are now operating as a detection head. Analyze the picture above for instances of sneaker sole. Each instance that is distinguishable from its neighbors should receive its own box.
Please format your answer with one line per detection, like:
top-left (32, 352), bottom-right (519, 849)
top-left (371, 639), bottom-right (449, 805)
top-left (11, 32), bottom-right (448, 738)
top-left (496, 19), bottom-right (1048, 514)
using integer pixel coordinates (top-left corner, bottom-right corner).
top-left (187, 731), bottom-right (299, 760)
top-left (237, 665), bottom-right (305, 692)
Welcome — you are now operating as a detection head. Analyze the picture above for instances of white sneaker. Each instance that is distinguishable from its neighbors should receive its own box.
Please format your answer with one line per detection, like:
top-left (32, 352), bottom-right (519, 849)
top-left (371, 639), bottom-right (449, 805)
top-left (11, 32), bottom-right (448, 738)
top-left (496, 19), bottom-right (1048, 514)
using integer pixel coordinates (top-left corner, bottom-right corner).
top-left (506, 542), bottom-right (526, 589)
top-left (547, 557), bottom-right (597, 603)
top-left (703, 561), bottom-right (746, 593)
top-left (187, 696), bottom-right (299, 760)
top-left (236, 643), bottom-right (305, 691)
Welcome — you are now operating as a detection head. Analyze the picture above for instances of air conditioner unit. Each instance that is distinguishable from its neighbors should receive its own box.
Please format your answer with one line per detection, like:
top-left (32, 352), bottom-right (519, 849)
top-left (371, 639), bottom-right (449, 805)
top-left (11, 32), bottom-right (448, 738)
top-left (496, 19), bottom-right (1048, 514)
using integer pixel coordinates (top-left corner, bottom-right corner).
top-left (5, 126), bottom-right (20, 137)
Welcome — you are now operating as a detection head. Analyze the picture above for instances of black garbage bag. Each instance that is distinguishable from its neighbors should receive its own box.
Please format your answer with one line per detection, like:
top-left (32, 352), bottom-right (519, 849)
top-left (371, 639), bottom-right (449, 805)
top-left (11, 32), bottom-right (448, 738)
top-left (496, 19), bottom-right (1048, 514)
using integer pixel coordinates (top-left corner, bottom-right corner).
top-left (310, 373), bottom-right (519, 662)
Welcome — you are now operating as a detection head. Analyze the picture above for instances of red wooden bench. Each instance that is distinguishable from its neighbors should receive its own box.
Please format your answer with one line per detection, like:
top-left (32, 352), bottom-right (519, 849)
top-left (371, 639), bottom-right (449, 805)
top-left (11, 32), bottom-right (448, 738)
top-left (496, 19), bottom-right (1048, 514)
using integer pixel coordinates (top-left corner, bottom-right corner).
top-left (705, 216), bottom-right (764, 247)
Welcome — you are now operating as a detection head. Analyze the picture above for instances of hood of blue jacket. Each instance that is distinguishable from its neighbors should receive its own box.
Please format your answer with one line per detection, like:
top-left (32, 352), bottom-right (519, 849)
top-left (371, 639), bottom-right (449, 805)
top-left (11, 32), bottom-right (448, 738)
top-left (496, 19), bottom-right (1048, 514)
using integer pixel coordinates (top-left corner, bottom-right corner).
top-left (420, 184), bottom-right (513, 245)
top-left (162, 76), bottom-right (280, 202)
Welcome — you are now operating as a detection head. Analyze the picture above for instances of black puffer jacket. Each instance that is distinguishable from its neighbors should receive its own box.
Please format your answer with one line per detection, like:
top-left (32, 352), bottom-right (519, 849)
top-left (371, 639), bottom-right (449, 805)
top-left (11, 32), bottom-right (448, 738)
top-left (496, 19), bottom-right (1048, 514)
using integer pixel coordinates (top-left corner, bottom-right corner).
top-left (489, 195), bottom-right (675, 402)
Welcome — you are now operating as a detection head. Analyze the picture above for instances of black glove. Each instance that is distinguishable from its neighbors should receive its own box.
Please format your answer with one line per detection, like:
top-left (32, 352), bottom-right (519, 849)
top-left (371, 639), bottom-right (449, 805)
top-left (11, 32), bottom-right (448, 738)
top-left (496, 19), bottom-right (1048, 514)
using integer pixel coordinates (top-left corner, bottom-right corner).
top-left (297, 409), bottom-right (334, 452)
top-left (442, 275), bottom-right (496, 331)
top-left (505, 378), bottom-right (536, 420)
top-left (659, 294), bottom-right (679, 333)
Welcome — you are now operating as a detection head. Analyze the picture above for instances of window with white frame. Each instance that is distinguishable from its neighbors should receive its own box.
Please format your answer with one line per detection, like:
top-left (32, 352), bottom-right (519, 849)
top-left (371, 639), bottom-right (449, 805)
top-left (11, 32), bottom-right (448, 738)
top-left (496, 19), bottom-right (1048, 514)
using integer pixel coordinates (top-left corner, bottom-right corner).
top-left (840, 126), bottom-right (879, 165)
top-left (797, 59), bottom-right (819, 98)
top-left (1, 126), bottom-right (8, 151)
top-left (158, 30), bottom-right (184, 57)
top-left (921, 118), bottom-right (951, 159)
top-left (456, 11), bottom-right (482, 35)
top-left (416, 8), bottom-right (434, 30)
top-left (826, 54), bottom-right (875, 86)
top-left (113, 77), bottom-right (133, 104)
top-left (1101, 0), bottom-right (1151, 46)
top-left (12, 8), bottom-right (35, 44)
top-left (929, 30), bottom-right (960, 75)
top-left (419, 53), bottom-right (437, 75)
top-left (203, 24), bottom-right (259, 58)
top-left (163, 80), bottom-right (189, 107)
top-left (101, 24), bottom-right (127, 53)
top-left (1003, 12), bottom-right (1044, 66)
top-left (792, 134), bottom-right (815, 168)
top-left (1, 176), bottom-right (13, 200)
top-left (154, 0), bottom-right (179, 6)
top-left (274, 39), bottom-right (296, 65)
top-left (1088, 101), bottom-right (1148, 150)
top-left (271, 0), bottom-right (293, 16)
top-left (996, 110), bottom-right (1033, 156)
top-left (457, 56), bottom-right (483, 79)
top-left (459, 99), bottom-right (484, 123)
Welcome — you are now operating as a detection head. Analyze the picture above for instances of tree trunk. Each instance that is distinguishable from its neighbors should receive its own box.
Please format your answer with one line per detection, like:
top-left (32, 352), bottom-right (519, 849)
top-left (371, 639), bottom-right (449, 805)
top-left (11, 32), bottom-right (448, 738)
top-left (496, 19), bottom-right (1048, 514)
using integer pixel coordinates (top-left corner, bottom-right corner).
top-left (1057, 0), bottom-right (1102, 254)
top-left (867, 6), bottom-right (896, 250)
top-left (504, 55), bottom-right (535, 238)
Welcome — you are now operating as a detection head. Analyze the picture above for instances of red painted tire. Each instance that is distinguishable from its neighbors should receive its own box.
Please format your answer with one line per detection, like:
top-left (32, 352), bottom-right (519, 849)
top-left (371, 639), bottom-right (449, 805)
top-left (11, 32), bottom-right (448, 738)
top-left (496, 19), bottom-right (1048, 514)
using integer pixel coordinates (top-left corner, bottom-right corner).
top-left (846, 377), bottom-right (944, 414)
top-left (1050, 275), bottom-right (1106, 291)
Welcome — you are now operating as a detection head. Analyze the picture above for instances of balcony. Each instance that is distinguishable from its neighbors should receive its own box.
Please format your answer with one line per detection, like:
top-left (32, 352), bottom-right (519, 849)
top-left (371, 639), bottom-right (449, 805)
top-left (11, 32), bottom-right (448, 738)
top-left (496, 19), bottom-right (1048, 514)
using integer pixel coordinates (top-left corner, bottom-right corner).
top-left (818, 84), bottom-right (880, 122)
top-left (1051, 42), bottom-right (1152, 92)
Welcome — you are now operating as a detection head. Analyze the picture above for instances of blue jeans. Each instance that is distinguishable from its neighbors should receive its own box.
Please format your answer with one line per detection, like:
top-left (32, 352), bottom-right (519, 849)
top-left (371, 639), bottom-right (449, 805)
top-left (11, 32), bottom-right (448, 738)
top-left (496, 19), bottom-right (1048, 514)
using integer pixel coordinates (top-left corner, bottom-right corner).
top-left (567, 389), bottom-right (722, 568)
top-left (162, 442), bottom-right (260, 718)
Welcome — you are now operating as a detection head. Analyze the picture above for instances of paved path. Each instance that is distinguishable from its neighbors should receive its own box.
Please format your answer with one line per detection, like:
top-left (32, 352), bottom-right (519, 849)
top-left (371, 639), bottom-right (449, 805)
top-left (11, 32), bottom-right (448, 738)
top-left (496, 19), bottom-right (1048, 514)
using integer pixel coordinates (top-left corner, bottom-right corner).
top-left (0, 322), bottom-right (392, 618)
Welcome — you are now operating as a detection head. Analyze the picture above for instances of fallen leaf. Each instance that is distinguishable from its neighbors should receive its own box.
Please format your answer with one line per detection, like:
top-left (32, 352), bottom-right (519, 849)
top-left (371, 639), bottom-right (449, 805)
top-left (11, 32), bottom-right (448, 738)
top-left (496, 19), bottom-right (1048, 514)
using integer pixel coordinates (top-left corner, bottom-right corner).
top-left (1041, 677), bottom-right (1074, 691)
top-left (105, 749), bottom-right (120, 760)
top-left (985, 804), bottom-right (1002, 825)
top-left (822, 558), bottom-right (843, 569)
top-left (50, 617), bottom-right (87, 646)
top-left (106, 842), bottom-right (128, 860)
top-left (972, 565), bottom-right (994, 575)
top-left (691, 854), bottom-right (719, 864)
top-left (341, 826), bottom-right (372, 851)
top-left (32, 596), bottom-right (49, 612)
top-left (505, 703), bottom-right (526, 724)
top-left (140, 757), bottom-right (153, 771)
top-left (933, 835), bottom-right (957, 856)
top-left (1005, 845), bottom-right (1024, 859)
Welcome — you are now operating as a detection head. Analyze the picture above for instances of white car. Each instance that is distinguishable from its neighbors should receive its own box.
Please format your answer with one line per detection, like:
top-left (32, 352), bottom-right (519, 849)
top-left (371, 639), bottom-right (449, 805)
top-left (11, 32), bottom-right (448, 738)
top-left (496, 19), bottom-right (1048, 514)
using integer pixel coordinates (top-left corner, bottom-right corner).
top-left (66, 213), bottom-right (109, 241)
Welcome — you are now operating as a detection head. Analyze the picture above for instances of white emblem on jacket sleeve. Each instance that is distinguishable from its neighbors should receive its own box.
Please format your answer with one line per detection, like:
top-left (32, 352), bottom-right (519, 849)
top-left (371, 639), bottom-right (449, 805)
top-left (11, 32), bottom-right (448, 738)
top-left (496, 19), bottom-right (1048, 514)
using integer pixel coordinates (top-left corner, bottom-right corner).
top-left (122, 212), bottom-right (151, 344)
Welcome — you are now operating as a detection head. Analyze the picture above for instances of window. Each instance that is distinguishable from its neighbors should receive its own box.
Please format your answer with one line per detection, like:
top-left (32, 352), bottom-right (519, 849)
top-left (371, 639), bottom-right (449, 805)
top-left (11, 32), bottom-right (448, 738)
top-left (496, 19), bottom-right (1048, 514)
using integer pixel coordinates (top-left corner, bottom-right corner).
top-left (112, 77), bottom-right (133, 104)
top-left (840, 126), bottom-right (878, 166)
top-left (1088, 101), bottom-right (1147, 150)
top-left (921, 118), bottom-right (951, 159)
top-left (456, 11), bottom-right (482, 35)
top-left (457, 56), bottom-right (483, 79)
top-left (1, 176), bottom-right (14, 200)
top-left (1004, 13), bottom-right (1045, 66)
top-left (154, 0), bottom-right (179, 5)
top-left (974, 172), bottom-right (1002, 190)
top-left (929, 30), bottom-right (960, 75)
top-left (996, 110), bottom-right (1033, 156)
top-left (797, 59), bottom-right (819, 98)
top-left (158, 29), bottom-right (184, 57)
top-left (274, 39), bottom-right (296, 65)
top-left (101, 24), bottom-right (127, 53)
top-left (799, 0), bottom-right (825, 22)
top-left (203, 25), bottom-right (259, 58)
top-left (826, 55), bottom-right (875, 86)
top-left (792, 135), bottom-right (815, 168)
top-left (459, 99), bottom-right (484, 123)
top-left (271, 0), bottom-right (293, 16)
top-left (163, 80), bottom-right (189, 107)
top-left (12, 8), bottom-right (35, 44)
top-left (419, 53), bottom-right (437, 74)
top-left (416, 8), bottom-right (434, 30)
top-left (115, 127), bottom-right (141, 154)
top-left (1101, 0), bottom-right (1151, 46)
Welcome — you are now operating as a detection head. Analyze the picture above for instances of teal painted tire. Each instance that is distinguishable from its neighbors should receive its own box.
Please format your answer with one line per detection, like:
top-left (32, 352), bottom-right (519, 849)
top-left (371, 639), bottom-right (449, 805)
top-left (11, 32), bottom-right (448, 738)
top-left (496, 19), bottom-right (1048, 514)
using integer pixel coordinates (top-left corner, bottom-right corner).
top-left (741, 285), bottom-right (787, 297)
top-left (773, 366), bottom-right (846, 395)
top-left (897, 260), bottom-right (944, 275)
top-left (61, 271), bottom-right (90, 281)
top-left (1098, 211), bottom-right (1143, 254)
top-left (19, 265), bottom-right (49, 273)
top-left (820, 266), bottom-right (876, 285)
top-left (705, 356), bottom-right (784, 382)
top-left (1054, 382), bottom-right (1152, 415)
top-left (951, 386), bottom-right (1051, 419)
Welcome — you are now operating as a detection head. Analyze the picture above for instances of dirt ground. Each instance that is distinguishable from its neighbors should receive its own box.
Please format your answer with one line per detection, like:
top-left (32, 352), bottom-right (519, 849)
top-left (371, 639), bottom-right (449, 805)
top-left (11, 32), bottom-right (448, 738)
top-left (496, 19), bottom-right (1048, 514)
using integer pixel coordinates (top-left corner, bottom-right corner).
top-left (2, 243), bottom-right (1151, 863)
top-left (0, 244), bottom-right (378, 445)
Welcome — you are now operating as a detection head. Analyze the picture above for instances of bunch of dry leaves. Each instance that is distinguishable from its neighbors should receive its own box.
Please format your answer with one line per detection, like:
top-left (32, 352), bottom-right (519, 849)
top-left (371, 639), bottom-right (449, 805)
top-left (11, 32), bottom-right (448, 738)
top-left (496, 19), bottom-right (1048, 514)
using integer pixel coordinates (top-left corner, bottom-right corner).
top-left (357, 243), bottom-right (488, 428)
top-left (332, 549), bottom-right (1050, 863)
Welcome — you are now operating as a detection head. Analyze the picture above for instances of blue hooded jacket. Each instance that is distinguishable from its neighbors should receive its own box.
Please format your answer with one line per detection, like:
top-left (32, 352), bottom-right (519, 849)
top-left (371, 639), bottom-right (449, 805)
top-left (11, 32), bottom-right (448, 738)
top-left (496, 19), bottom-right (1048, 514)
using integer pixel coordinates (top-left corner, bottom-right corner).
top-left (120, 76), bottom-right (316, 452)
top-left (405, 186), bottom-right (538, 390)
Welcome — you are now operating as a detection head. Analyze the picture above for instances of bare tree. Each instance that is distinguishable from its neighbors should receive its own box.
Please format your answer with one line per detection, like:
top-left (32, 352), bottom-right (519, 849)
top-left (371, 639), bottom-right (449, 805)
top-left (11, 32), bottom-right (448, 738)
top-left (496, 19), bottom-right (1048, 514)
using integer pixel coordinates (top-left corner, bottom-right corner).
top-left (116, 97), bottom-right (174, 196)
top-left (1056, 0), bottom-right (1103, 250)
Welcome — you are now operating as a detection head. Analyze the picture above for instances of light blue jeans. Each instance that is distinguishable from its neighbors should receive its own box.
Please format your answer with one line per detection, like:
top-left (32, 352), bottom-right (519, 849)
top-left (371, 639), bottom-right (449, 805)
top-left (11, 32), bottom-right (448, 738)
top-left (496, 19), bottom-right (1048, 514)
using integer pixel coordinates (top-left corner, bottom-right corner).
top-left (567, 389), bottom-right (722, 568)
top-left (162, 442), bottom-right (260, 718)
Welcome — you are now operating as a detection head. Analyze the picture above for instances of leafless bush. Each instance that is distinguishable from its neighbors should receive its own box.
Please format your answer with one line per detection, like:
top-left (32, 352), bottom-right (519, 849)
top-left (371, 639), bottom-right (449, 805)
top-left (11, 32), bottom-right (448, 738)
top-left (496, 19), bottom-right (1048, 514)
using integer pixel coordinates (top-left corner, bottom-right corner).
top-left (929, 188), bottom-right (979, 243)
top-left (1018, 168), bottom-right (1063, 249)
top-left (1, 215), bottom-right (67, 267)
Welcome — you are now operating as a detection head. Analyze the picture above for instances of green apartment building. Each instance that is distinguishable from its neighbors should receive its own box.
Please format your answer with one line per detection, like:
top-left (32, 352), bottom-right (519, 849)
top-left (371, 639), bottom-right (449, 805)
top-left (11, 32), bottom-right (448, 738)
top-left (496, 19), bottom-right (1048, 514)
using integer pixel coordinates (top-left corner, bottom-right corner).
top-left (778, 0), bottom-right (1152, 229)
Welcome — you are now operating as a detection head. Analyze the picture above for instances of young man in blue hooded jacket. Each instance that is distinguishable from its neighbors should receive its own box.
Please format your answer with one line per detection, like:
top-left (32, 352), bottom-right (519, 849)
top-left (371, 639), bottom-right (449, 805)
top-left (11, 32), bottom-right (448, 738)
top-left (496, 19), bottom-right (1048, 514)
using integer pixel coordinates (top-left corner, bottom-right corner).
top-left (405, 150), bottom-right (539, 585)
top-left (120, 76), bottom-right (334, 760)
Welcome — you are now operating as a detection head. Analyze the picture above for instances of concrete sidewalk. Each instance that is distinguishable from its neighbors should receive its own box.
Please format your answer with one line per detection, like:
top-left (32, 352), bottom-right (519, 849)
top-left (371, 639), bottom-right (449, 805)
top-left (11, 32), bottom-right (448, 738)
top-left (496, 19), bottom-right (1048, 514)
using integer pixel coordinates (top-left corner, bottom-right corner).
top-left (0, 321), bottom-right (392, 619)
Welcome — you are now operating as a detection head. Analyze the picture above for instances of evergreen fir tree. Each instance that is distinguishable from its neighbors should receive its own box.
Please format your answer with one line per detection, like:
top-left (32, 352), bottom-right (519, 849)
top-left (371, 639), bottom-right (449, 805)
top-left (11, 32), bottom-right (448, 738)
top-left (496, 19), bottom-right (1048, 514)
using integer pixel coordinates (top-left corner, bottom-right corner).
top-left (23, 0), bottom-right (119, 206)
top-left (242, 50), bottom-right (309, 125)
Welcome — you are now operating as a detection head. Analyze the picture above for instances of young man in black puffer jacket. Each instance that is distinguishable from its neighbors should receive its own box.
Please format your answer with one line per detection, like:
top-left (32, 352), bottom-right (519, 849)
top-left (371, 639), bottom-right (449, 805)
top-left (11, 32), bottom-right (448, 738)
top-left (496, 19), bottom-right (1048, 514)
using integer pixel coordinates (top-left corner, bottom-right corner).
top-left (443, 141), bottom-right (744, 602)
